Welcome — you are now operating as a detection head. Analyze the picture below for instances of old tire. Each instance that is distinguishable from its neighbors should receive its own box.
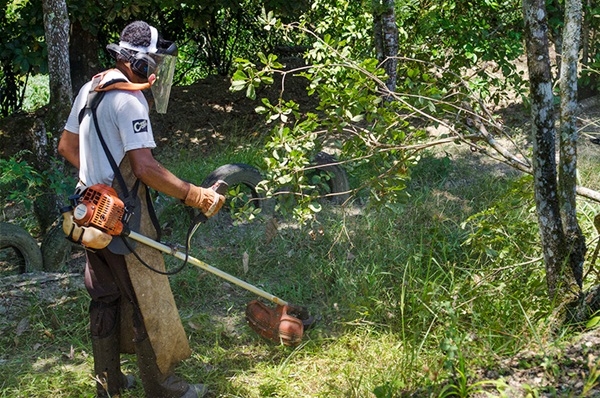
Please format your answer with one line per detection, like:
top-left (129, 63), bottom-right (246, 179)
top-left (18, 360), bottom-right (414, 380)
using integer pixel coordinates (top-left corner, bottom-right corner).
top-left (0, 222), bottom-right (43, 273)
top-left (312, 152), bottom-right (350, 204)
top-left (201, 163), bottom-right (273, 215)
top-left (41, 222), bottom-right (74, 272)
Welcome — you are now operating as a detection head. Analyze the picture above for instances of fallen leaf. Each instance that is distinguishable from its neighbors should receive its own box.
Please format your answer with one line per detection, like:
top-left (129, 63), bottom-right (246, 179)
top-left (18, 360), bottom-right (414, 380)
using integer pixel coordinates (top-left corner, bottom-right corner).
top-left (62, 345), bottom-right (75, 360)
top-left (243, 251), bottom-right (249, 274)
top-left (188, 321), bottom-right (201, 331)
top-left (15, 317), bottom-right (29, 336)
top-left (265, 217), bottom-right (278, 243)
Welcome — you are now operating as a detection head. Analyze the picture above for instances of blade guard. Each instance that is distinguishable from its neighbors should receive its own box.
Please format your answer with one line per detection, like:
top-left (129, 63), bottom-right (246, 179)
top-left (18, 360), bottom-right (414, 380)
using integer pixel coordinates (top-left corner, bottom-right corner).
top-left (245, 300), bottom-right (304, 346)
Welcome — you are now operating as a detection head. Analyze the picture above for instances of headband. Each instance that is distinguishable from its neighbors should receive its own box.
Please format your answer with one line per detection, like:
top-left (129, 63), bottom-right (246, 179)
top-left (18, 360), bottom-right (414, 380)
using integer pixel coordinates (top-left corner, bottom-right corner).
top-left (119, 26), bottom-right (158, 54)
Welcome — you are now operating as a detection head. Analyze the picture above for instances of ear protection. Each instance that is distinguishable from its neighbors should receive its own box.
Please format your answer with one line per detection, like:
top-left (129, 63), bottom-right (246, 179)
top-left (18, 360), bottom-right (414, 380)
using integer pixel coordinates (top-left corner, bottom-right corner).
top-left (106, 43), bottom-right (157, 78)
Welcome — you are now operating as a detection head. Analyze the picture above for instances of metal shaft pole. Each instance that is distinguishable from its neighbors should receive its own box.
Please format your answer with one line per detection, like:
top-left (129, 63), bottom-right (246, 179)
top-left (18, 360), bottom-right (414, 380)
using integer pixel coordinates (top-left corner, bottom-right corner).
top-left (126, 230), bottom-right (289, 306)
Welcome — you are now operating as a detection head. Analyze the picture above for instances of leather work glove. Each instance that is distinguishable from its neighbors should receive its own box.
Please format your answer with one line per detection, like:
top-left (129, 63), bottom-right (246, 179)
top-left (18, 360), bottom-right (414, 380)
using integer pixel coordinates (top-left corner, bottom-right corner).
top-left (185, 184), bottom-right (225, 217)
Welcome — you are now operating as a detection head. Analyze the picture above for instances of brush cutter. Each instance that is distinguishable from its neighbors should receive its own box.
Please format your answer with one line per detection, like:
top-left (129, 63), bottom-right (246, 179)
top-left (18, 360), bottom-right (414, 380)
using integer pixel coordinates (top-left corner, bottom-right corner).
top-left (61, 181), bottom-right (315, 346)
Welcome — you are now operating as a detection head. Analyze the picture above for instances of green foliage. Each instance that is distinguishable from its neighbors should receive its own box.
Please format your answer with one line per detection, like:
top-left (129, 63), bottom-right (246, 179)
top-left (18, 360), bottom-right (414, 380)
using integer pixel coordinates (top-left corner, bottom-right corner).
top-left (1, 0), bottom-right (308, 115)
top-left (3, 0), bottom-right (47, 75)
top-left (581, 54), bottom-right (600, 94)
top-left (300, 0), bottom-right (373, 59)
top-left (587, 311), bottom-right (600, 329)
top-left (22, 74), bottom-right (49, 111)
top-left (3, 1), bottom-right (597, 396)
top-left (579, 0), bottom-right (600, 93)
top-left (0, 155), bottom-right (42, 208)
top-left (231, 18), bottom-right (429, 221)
top-left (0, 154), bottom-right (75, 213)
top-left (461, 175), bottom-right (539, 266)
top-left (0, 154), bottom-right (43, 209)
top-left (170, 0), bottom-right (289, 78)
top-left (400, 0), bottom-right (526, 104)
top-left (0, 0), bottom-right (46, 116)
top-left (230, 52), bottom-right (278, 100)
top-left (0, 285), bottom-right (92, 397)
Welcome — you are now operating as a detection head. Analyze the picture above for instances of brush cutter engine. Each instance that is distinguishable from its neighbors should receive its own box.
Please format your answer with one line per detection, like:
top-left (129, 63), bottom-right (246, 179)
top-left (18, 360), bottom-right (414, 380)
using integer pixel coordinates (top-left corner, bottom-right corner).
top-left (61, 184), bottom-right (126, 249)
top-left (73, 184), bottom-right (126, 235)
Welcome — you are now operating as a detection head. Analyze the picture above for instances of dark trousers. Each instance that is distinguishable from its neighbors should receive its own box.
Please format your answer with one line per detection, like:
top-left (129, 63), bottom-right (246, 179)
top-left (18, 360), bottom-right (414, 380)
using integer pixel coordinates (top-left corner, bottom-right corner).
top-left (84, 248), bottom-right (146, 341)
top-left (84, 248), bottom-right (194, 397)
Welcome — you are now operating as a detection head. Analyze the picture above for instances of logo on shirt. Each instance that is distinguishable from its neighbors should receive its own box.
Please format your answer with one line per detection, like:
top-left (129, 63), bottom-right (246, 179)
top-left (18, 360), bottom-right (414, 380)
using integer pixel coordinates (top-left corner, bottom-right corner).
top-left (132, 119), bottom-right (149, 133)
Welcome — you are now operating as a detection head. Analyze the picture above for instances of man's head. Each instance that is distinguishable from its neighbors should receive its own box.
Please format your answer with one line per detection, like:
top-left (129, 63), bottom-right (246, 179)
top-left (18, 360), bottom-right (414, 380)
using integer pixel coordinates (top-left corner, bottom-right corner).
top-left (107, 21), bottom-right (178, 113)
top-left (107, 21), bottom-right (177, 79)
top-left (120, 21), bottom-right (155, 53)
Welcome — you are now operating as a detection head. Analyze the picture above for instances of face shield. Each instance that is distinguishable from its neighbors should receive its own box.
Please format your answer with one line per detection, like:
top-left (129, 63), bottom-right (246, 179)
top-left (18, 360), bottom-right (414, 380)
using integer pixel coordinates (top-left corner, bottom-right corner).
top-left (148, 48), bottom-right (177, 114)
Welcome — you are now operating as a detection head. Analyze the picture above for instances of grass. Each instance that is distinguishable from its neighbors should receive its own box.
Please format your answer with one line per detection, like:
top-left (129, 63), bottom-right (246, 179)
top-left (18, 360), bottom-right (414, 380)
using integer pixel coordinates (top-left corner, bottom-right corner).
top-left (2, 115), bottom-right (600, 396)
top-left (22, 75), bottom-right (50, 112)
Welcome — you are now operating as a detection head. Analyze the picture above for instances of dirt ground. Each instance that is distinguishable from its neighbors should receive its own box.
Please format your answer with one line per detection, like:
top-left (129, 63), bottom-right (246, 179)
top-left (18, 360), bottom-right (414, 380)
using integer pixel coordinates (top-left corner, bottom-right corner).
top-left (2, 73), bottom-right (600, 396)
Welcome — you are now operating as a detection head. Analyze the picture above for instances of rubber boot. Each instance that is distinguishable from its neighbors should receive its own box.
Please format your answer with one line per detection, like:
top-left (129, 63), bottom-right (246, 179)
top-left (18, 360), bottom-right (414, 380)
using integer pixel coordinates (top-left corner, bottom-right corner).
top-left (92, 332), bottom-right (136, 397)
top-left (135, 337), bottom-right (207, 398)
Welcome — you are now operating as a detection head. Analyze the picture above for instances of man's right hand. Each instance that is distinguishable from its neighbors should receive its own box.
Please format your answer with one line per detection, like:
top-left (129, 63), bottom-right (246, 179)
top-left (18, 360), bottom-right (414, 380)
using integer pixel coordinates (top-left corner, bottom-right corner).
top-left (184, 184), bottom-right (225, 217)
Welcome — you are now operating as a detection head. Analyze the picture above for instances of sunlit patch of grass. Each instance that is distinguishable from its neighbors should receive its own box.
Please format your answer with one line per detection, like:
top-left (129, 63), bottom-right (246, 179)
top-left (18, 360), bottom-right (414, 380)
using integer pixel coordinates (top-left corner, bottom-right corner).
top-left (22, 74), bottom-right (50, 112)
top-left (223, 330), bottom-right (429, 398)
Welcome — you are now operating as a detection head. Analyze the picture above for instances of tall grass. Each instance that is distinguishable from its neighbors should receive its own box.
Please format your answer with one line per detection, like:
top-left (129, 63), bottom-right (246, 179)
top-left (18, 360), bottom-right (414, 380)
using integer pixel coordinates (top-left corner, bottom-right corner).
top-left (2, 138), bottom-right (599, 397)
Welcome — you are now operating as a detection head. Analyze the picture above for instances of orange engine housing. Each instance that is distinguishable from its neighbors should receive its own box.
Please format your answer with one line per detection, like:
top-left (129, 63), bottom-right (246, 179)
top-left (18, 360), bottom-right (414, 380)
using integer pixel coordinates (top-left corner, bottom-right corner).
top-left (73, 184), bottom-right (126, 236)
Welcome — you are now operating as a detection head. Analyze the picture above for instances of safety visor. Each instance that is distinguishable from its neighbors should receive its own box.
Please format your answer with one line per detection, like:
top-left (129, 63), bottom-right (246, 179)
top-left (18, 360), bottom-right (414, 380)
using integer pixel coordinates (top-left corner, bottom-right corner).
top-left (149, 50), bottom-right (177, 113)
top-left (145, 34), bottom-right (177, 114)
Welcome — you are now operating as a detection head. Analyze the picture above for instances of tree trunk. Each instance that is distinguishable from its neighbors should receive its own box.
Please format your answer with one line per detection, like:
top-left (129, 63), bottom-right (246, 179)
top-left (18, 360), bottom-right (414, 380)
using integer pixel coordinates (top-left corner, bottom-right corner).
top-left (558, 0), bottom-right (585, 290)
top-left (547, 0), bottom-right (564, 75)
top-left (40, 0), bottom-right (72, 233)
top-left (372, 0), bottom-right (398, 94)
top-left (373, 1), bottom-right (384, 64)
top-left (580, 0), bottom-right (591, 66)
top-left (522, 0), bottom-right (568, 300)
top-left (69, 20), bottom-right (101, 95)
top-left (42, 0), bottom-right (72, 133)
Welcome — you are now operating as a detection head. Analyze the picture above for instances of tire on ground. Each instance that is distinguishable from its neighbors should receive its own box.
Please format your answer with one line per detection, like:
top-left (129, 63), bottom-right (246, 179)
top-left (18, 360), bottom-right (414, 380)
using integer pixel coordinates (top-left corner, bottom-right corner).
top-left (41, 222), bottom-right (74, 272)
top-left (312, 151), bottom-right (350, 205)
top-left (0, 222), bottom-right (43, 273)
top-left (201, 163), bottom-right (273, 215)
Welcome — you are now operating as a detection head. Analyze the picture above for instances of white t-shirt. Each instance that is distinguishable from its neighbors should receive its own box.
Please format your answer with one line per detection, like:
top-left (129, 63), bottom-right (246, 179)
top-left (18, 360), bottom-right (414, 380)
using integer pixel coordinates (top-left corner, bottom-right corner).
top-left (64, 69), bottom-right (156, 187)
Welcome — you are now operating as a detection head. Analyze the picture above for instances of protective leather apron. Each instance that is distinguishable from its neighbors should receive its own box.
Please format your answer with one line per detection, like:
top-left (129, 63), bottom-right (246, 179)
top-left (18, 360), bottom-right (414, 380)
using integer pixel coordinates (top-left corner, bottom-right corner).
top-left (114, 156), bottom-right (191, 374)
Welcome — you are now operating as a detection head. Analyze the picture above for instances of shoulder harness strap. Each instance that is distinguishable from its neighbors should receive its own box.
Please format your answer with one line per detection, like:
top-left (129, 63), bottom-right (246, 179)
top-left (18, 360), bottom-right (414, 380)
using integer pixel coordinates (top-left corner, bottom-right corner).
top-left (77, 71), bottom-right (160, 237)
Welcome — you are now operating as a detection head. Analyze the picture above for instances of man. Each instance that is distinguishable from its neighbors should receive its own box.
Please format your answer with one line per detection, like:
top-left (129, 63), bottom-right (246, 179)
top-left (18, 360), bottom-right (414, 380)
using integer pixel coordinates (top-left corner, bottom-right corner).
top-left (58, 21), bottom-right (224, 398)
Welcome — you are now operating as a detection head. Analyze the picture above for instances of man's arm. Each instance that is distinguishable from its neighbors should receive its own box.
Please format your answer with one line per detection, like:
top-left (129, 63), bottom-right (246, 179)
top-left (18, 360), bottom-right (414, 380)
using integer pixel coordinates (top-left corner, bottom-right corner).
top-left (58, 130), bottom-right (80, 169)
top-left (127, 148), bottom-right (225, 217)
top-left (127, 148), bottom-right (191, 200)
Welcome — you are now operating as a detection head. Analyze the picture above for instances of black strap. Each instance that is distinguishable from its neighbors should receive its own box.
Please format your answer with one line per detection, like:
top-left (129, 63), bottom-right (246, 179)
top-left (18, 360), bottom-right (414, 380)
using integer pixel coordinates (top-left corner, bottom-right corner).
top-left (89, 93), bottom-right (132, 204)
top-left (81, 76), bottom-right (162, 240)
top-left (145, 184), bottom-right (162, 241)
